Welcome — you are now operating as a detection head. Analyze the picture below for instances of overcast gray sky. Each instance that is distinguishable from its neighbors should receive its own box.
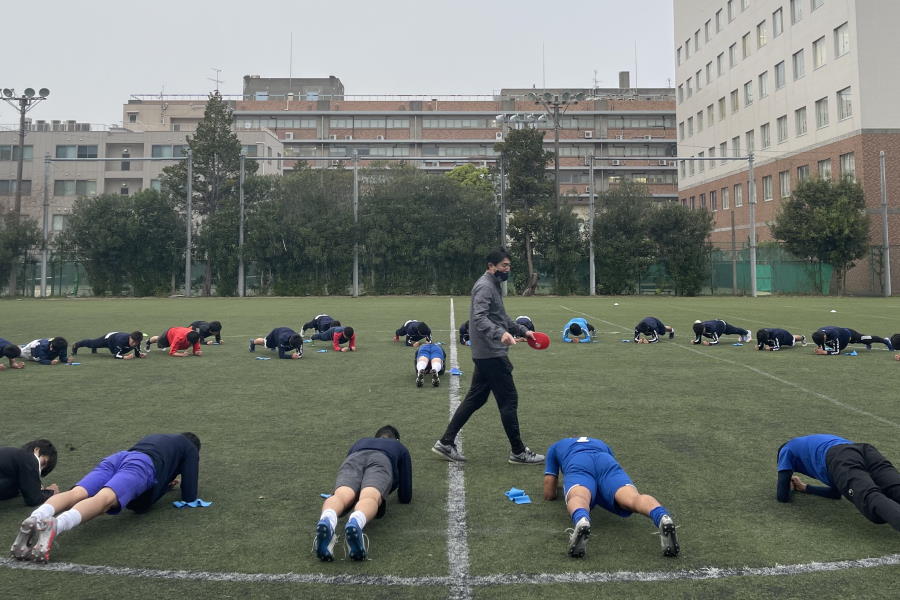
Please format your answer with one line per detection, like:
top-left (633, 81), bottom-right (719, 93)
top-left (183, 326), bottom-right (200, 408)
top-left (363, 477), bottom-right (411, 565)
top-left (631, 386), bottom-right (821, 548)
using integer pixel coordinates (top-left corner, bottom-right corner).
top-left (2, 0), bottom-right (675, 127)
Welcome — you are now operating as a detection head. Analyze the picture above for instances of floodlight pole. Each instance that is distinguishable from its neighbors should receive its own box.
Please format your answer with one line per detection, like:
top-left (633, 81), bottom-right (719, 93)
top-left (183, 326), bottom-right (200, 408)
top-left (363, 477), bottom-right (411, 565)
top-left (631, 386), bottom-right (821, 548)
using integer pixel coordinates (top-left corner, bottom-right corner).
top-left (39, 154), bottom-right (50, 297)
top-left (588, 156), bottom-right (596, 295)
top-left (748, 154), bottom-right (757, 298)
top-left (529, 92), bottom-right (584, 210)
top-left (499, 153), bottom-right (508, 296)
top-left (352, 151), bottom-right (359, 298)
top-left (238, 152), bottom-right (246, 297)
top-left (880, 151), bottom-right (892, 297)
top-left (185, 149), bottom-right (192, 297)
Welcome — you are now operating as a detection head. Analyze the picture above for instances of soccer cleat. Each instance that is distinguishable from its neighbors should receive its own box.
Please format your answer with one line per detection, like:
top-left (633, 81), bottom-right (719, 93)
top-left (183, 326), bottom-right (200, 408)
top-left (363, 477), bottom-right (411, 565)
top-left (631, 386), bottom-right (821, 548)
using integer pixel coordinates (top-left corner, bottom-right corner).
top-left (145, 339), bottom-right (152, 352)
top-left (344, 523), bottom-right (368, 561)
top-left (658, 514), bottom-right (679, 557)
top-left (10, 516), bottom-right (39, 560)
top-left (30, 516), bottom-right (58, 563)
top-left (566, 517), bottom-right (591, 558)
top-left (416, 371), bottom-right (424, 387)
top-left (71, 343), bottom-right (79, 356)
top-left (314, 519), bottom-right (336, 562)
top-left (508, 447), bottom-right (545, 465)
top-left (799, 335), bottom-right (807, 347)
top-left (668, 328), bottom-right (675, 339)
top-left (432, 372), bottom-right (440, 387)
top-left (885, 337), bottom-right (894, 351)
top-left (248, 339), bottom-right (255, 352)
top-left (740, 333), bottom-right (752, 343)
top-left (431, 440), bottom-right (466, 462)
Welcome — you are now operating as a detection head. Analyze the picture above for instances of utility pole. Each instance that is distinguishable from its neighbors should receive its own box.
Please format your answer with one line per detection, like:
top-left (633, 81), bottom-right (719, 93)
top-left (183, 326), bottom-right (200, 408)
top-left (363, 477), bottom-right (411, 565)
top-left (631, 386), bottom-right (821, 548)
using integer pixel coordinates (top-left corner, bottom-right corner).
top-left (528, 91), bottom-right (585, 210)
top-left (1, 87), bottom-right (49, 296)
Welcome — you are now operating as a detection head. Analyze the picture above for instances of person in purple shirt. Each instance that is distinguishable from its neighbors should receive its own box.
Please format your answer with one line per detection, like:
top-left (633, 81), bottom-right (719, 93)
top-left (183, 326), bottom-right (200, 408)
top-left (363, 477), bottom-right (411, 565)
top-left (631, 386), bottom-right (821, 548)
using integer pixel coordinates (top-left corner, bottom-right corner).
top-left (544, 436), bottom-right (679, 559)
top-left (777, 434), bottom-right (900, 531)
top-left (10, 433), bottom-right (202, 563)
top-left (315, 425), bottom-right (412, 562)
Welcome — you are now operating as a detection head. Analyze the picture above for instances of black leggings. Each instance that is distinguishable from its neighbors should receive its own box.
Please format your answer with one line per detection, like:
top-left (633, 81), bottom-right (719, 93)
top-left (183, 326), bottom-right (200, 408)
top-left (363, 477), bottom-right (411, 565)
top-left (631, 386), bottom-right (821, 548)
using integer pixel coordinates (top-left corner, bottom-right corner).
top-left (827, 443), bottom-right (900, 531)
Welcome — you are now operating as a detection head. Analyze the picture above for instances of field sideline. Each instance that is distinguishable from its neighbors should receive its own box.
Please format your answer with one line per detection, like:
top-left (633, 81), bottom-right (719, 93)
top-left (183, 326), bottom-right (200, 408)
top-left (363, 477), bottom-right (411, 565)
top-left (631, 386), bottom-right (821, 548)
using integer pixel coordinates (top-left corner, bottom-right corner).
top-left (1, 295), bottom-right (899, 599)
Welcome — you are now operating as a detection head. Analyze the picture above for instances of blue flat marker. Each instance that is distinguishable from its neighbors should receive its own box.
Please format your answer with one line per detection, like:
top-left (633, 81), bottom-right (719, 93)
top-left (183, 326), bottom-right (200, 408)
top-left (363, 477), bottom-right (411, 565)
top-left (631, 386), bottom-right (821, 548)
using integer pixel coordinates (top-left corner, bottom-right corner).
top-left (317, 349), bottom-right (328, 353)
top-left (732, 343), bottom-right (744, 346)
top-left (255, 356), bottom-right (271, 360)
top-left (173, 498), bottom-right (213, 508)
top-left (449, 367), bottom-right (462, 376)
top-left (319, 493), bottom-right (332, 499)
top-left (67, 362), bottom-right (81, 366)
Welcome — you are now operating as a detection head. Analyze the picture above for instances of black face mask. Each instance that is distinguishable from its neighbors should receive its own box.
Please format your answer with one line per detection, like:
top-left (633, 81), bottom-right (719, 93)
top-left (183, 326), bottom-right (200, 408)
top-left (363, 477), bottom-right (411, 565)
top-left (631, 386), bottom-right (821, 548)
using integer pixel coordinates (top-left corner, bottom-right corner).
top-left (494, 270), bottom-right (509, 282)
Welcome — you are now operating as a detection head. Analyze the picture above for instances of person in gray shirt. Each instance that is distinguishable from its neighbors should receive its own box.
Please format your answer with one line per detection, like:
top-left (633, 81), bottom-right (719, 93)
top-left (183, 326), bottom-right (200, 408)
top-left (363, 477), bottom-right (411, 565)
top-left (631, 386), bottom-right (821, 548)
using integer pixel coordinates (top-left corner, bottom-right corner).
top-left (432, 248), bottom-right (544, 465)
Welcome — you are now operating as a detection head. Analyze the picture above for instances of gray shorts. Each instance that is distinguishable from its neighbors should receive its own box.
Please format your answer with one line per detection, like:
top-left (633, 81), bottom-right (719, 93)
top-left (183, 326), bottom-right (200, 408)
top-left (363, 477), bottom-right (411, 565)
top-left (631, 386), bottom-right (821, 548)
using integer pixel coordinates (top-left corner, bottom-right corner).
top-left (334, 450), bottom-right (393, 497)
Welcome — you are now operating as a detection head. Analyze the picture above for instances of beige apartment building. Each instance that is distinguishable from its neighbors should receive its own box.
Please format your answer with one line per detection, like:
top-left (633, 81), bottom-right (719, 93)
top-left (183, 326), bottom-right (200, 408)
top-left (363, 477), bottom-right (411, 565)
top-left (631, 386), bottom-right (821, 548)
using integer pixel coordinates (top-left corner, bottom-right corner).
top-left (675, 0), bottom-right (900, 294)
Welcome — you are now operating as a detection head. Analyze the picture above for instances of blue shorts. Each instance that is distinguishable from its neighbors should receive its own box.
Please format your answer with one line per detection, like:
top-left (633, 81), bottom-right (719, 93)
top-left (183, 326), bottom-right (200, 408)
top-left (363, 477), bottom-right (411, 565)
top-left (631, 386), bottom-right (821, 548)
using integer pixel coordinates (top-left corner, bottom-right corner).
top-left (75, 451), bottom-right (157, 514)
top-left (562, 451), bottom-right (634, 517)
top-left (415, 345), bottom-right (444, 361)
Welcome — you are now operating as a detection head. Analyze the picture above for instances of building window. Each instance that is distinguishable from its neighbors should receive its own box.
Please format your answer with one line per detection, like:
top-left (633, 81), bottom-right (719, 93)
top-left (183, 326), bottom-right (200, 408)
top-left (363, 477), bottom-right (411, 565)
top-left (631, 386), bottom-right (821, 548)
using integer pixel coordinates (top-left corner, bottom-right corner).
top-left (150, 179), bottom-right (161, 191)
top-left (0, 180), bottom-right (31, 195)
top-left (813, 36), bottom-right (826, 69)
top-left (55, 145), bottom-right (97, 159)
top-left (689, 160), bottom-right (695, 176)
top-left (698, 151), bottom-right (705, 172)
top-left (706, 61), bottom-right (713, 83)
top-left (700, 193), bottom-right (706, 208)
top-left (707, 104), bottom-right (715, 125)
top-left (678, 85), bottom-right (684, 103)
top-left (728, 0), bottom-right (735, 21)
top-left (797, 164), bottom-right (810, 183)
top-left (53, 180), bottom-right (96, 196)
top-left (732, 136), bottom-right (741, 157)
top-left (679, 122), bottom-right (685, 140)
top-left (729, 43), bottom-right (738, 67)
top-left (773, 8), bottom-right (784, 37)
top-left (711, 190), bottom-right (718, 211)
top-left (720, 142), bottom-right (728, 164)
top-left (119, 185), bottom-right (129, 196)
top-left (744, 81), bottom-right (753, 106)
top-left (779, 170), bottom-right (791, 198)
top-left (722, 186), bottom-right (730, 209)
top-left (677, 47), bottom-right (682, 65)
top-left (818, 159), bottom-right (832, 180)
top-left (815, 97), bottom-right (829, 128)
top-left (758, 71), bottom-right (769, 99)
top-left (709, 146), bottom-right (716, 169)
top-left (741, 0), bottom-right (750, 9)
top-left (717, 53), bottom-right (725, 76)
top-left (705, 19), bottom-right (711, 42)
top-left (840, 152), bottom-right (856, 180)
top-left (834, 22), bottom-right (850, 57)
top-left (685, 38), bottom-right (691, 59)
top-left (757, 21), bottom-right (768, 48)
top-left (746, 130), bottom-right (755, 155)
top-left (837, 87), bottom-right (853, 120)
top-left (688, 117), bottom-right (694, 137)
top-left (734, 183), bottom-right (743, 207)
top-left (719, 97), bottom-right (727, 121)
top-left (762, 175), bottom-right (773, 201)
top-left (696, 70), bottom-right (702, 90)
top-left (0, 145), bottom-right (33, 161)
top-left (51, 214), bottom-right (68, 232)
top-left (151, 145), bottom-right (188, 158)
top-left (695, 29), bottom-right (701, 52)
top-left (127, 112), bottom-right (138, 123)
top-left (777, 115), bottom-right (788, 142)
top-left (687, 77), bottom-right (694, 97)
top-left (790, 0), bottom-right (802, 24)
top-left (792, 49), bottom-right (805, 80)
top-left (680, 161), bottom-right (686, 178)
top-left (731, 89), bottom-right (740, 113)
top-left (760, 123), bottom-right (771, 148)
top-left (811, 0), bottom-right (823, 11)
top-left (716, 9), bottom-right (723, 32)
top-left (795, 106), bottom-right (808, 136)
top-left (775, 61), bottom-right (786, 89)
top-left (742, 32), bottom-right (752, 59)
top-left (697, 111), bottom-right (704, 132)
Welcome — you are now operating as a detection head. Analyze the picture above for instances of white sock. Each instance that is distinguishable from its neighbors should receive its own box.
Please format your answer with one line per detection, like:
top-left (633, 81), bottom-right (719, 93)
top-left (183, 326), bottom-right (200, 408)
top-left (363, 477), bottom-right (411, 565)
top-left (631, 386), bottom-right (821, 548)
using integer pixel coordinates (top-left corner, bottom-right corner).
top-left (30, 504), bottom-right (55, 521)
top-left (416, 358), bottom-right (428, 372)
top-left (55, 509), bottom-right (82, 534)
top-left (320, 508), bottom-right (337, 531)
top-left (348, 510), bottom-right (367, 530)
top-left (432, 359), bottom-right (442, 372)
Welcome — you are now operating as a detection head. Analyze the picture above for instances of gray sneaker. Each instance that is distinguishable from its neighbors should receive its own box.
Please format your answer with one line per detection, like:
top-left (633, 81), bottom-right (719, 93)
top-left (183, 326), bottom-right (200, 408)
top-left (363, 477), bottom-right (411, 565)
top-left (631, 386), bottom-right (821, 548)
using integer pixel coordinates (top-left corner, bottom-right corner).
top-left (567, 516), bottom-right (591, 558)
top-left (431, 440), bottom-right (466, 462)
top-left (10, 516), bottom-right (38, 560)
top-left (658, 514), bottom-right (680, 557)
top-left (508, 447), bottom-right (545, 464)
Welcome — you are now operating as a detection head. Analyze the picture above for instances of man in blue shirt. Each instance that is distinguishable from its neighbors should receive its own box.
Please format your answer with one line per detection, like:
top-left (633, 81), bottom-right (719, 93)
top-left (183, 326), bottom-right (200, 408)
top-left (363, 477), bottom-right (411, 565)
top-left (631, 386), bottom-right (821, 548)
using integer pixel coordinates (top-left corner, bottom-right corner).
top-left (544, 436), bottom-right (679, 558)
top-left (0, 337), bottom-right (25, 370)
top-left (19, 337), bottom-right (71, 365)
top-left (812, 326), bottom-right (892, 355)
top-left (691, 319), bottom-right (750, 345)
top-left (562, 318), bottom-right (595, 343)
top-left (776, 434), bottom-right (900, 531)
top-left (10, 433), bottom-right (202, 563)
top-left (756, 328), bottom-right (806, 351)
top-left (633, 317), bottom-right (675, 344)
top-left (249, 327), bottom-right (303, 359)
top-left (315, 425), bottom-right (412, 562)
top-left (72, 331), bottom-right (146, 360)
top-left (415, 342), bottom-right (446, 387)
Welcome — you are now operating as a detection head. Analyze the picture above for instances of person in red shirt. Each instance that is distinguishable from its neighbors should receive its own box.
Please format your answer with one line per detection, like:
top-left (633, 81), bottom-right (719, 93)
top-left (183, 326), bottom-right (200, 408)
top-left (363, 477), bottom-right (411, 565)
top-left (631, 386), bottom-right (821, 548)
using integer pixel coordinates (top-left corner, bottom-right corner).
top-left (145, 327), bottom-right (202, 357)
top-left (311, 326), bottom-right (356, 352)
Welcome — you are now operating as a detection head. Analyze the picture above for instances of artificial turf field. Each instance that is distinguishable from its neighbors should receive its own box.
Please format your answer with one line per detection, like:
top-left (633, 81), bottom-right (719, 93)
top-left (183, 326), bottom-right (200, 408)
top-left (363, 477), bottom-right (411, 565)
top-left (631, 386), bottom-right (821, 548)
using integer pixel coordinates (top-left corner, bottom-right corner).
top-left (1, 295), bottom-right (899, 600)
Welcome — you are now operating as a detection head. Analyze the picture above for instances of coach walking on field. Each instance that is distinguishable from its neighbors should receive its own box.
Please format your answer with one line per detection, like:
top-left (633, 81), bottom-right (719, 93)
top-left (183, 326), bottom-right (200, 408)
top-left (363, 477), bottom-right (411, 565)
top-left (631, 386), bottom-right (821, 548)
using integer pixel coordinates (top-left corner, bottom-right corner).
top-left (432, 248), bottom-right (545, 465)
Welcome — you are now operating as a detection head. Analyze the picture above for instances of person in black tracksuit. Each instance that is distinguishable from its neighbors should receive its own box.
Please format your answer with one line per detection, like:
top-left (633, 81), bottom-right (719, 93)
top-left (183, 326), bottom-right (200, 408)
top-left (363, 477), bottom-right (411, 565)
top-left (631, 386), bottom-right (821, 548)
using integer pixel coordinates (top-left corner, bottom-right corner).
top-left (756, 328), bottom-right (805, 351)
top-left (691, 319), bottom-right (750, 345)
top-left (812, 326), bottom-right (892, 355)
top-left (634, 317), bottom-right (675, 343)
top-left (394, 320), bottom-right (432, 346)
top-left (302, 315), bottom-right (338, 335)
top-left (250, 327), bottom-right (303, 359)
top-left (0, 441), bottom-right (58, 505)
top-left (189, 321), bottom-right (223, 345)
top-left (72, 331), bottom-right (145, 359)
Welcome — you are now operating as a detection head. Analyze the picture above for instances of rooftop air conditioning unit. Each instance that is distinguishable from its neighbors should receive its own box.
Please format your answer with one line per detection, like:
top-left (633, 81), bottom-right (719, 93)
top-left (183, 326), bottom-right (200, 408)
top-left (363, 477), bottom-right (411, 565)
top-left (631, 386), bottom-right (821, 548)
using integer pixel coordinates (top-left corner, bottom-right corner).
top-left (344, 135), bottom-right (353, 140)
top-left (585, 185), bottom-right (591, 194)
top-left (375, 135), bottom-right (385, 140)
top-left (328, 134), bottom-right (337, 140)
top-left (330, 160), bottom-right (342, 167)
top-left (614, 134), bottom-right (624, 140)
top-left (644, 135), bottom-right (653, 140)
top-left (658, 159), bottom-right (668, 166)
top-left (610, 160), bottom-right (622, 166)
top-left (583, 156), bottom-right (591, 166)
top-left (583, 130), bottom-right (593, 138)
top-left (284, 131), bottom-right (294, 140)
top-left (495, 132), bottom-right (504, 140)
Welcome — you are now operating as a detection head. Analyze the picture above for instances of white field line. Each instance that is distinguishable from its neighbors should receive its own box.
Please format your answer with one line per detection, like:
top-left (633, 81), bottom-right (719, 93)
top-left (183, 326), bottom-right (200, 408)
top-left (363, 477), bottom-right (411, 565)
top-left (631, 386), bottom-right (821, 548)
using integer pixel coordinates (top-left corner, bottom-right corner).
top-left (3, 553), bottom-right (899, 586)
top-left (445, 297), bottom-right (472, 600)
top-left (559, 306), bottom-right (900, 430)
